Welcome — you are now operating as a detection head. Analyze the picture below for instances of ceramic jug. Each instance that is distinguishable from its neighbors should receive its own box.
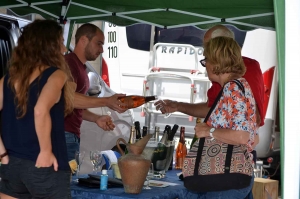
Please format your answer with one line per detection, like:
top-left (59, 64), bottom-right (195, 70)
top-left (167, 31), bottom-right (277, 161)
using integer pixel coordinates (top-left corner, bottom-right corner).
top-left (117, 134), bottom-right (152, 194)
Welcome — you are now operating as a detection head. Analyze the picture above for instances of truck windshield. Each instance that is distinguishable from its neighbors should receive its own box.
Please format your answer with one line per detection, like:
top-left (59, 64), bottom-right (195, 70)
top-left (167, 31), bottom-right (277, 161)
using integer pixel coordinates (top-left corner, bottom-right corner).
top-left (126, 24), bottom-right (247, 51)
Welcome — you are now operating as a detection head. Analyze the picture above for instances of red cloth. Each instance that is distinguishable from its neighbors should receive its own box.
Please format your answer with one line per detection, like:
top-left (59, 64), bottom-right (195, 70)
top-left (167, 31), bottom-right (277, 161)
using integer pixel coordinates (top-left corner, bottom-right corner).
top-left (64, 53), bottom-right (90, 137)
top-left (207, 56), bottom-right (265, 126)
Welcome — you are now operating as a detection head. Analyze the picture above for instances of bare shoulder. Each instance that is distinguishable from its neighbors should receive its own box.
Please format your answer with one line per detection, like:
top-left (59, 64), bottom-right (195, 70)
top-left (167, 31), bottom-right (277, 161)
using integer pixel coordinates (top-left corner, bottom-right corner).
top-left (48, 69), bottom-right (67, 85)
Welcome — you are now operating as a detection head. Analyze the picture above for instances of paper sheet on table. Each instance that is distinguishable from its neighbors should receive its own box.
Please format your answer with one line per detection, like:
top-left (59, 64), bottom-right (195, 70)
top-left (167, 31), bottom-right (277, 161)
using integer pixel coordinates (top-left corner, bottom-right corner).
top-left (146, 180), bottom-right (179, 187)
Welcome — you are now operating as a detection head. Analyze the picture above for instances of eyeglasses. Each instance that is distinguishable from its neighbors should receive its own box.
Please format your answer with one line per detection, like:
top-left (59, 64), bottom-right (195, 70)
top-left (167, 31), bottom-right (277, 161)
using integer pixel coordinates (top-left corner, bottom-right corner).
top-left (199, 59), bottom-right (206, 67)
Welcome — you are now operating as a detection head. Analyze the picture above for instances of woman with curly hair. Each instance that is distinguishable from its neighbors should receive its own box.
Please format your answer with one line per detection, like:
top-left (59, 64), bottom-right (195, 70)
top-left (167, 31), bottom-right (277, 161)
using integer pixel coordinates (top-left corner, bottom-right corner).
top-left (0, 19), bottom-right (74, 198)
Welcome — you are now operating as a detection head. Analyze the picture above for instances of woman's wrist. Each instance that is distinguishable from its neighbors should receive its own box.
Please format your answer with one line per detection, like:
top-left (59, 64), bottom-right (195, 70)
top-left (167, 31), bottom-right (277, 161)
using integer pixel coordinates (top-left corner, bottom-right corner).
top-left (0, 151), bottom-right (9, 164)
top-left (1, 155), bottom-right (9, 164)
top-left (0, 151), bottom-right (8, 160)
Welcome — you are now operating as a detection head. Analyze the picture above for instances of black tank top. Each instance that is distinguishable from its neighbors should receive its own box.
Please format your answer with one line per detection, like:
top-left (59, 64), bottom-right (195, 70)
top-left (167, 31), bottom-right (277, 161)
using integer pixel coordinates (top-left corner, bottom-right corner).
top-left (1, 67), bottom-right (70, 171)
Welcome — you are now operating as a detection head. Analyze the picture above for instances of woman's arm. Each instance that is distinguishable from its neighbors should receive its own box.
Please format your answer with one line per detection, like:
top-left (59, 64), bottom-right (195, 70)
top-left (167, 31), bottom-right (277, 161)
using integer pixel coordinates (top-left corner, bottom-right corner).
top-left (0, 138), bottom-right (8, 164)
top-left (194, 123), bottom-right (249, 145)
top-left (34, 69), bottom-right (67, 171)
top-left (195, 80), bottom-right (257, 146)
top-left (0, 77), bottom-right (9, 164)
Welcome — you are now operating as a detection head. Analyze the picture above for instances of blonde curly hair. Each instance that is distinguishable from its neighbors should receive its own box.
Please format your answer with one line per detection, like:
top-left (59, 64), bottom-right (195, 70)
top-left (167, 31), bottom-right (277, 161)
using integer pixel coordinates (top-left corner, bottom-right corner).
top-left (204, 36), bottom-right (246, 76)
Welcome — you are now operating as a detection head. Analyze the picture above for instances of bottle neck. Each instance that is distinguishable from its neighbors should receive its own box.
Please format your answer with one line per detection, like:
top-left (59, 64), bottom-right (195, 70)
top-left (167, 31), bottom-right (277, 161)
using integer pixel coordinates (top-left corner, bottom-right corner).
top-left (145, 95), bottom-right (157, 102)
top-left (160, 132), bottom-right (168, 143)
top-left (135, 124), bottom-right (141, 139)
top-left (179, 131), bottom-right (185, 143)
top-left (168, 124), bottom-right (178, 141)
top-left (129, 127), bottom-right (136, 143)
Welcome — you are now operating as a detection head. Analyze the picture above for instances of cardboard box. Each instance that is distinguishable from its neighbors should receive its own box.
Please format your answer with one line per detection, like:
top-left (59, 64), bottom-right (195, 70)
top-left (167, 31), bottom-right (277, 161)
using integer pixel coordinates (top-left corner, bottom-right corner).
top-left (252, 178), bottom-right (279, 199)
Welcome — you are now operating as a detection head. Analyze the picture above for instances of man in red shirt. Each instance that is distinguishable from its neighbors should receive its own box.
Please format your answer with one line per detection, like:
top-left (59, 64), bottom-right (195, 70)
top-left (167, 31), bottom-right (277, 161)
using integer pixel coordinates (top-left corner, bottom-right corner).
top-left (64, 24), bottom-right (127, 162)
top-left (155, 25), bottom-right (265, 127)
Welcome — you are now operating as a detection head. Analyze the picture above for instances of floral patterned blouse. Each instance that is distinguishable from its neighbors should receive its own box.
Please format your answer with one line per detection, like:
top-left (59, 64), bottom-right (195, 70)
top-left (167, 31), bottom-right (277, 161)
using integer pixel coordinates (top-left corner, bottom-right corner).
top-left (207, 78), bottom-right (258, 152)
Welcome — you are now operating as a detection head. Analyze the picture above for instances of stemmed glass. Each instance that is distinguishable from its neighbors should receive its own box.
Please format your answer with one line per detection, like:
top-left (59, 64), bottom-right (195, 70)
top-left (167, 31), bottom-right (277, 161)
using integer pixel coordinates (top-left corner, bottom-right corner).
top-left (156, 98), bottom-right (172, 118)
top-left (90, 151), bottom-right (104, 174)
top-left (75, 151), bottom-right (86, 178)
top-left (144, 163), bottom-right (154, 190)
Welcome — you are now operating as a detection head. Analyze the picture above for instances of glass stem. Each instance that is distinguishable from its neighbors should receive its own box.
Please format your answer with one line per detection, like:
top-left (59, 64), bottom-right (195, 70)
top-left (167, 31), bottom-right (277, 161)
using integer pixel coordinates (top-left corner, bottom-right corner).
top-left (76, 165), bottom-right (80, 177)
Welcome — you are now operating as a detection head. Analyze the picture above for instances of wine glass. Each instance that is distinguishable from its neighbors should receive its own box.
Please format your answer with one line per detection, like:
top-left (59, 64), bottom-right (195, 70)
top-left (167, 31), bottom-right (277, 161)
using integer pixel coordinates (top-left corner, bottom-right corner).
top-left (90, 151), bottom-right (100, 174)
top-left (75, 151), bottom-right (85, 178)
top-left (90, 151), bottom-right (105, 174)
top-left (156, 98), bottom-right (172, 118)
top-left (144, 163), bottom-right (154, 190)
top-left (95, 153), bottom-right (105, 173)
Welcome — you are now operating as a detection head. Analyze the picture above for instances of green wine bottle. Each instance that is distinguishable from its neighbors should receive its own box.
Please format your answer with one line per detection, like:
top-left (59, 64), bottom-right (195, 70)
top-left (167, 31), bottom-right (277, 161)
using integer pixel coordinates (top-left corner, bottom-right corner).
top-left (190, 118), bottom-right (201, 149)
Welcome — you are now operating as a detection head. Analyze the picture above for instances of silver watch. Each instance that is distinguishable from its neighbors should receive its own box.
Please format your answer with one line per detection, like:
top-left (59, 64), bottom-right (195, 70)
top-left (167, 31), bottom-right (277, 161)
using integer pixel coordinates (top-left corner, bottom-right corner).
top-left (209, 128), bottom-right (215, 140)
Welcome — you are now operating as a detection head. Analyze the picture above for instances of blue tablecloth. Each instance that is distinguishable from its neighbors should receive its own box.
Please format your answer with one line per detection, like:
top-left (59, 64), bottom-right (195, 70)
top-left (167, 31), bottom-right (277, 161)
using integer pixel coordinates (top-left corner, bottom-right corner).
top-left (71, 170), bottom-right (185, 199)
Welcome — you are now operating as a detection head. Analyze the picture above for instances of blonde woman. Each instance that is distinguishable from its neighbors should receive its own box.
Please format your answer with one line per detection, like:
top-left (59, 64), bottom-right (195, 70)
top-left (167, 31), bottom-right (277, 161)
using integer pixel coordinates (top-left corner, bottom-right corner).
top-left (182, 37), bottom-right (258, 199)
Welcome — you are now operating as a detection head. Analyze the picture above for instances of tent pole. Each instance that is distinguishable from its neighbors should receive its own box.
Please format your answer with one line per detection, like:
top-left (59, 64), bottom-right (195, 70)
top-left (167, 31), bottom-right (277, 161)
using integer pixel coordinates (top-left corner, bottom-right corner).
top-left (273, 0), bottom-right (285, 197)
top-left (65, 20), bottom-right (75, 51)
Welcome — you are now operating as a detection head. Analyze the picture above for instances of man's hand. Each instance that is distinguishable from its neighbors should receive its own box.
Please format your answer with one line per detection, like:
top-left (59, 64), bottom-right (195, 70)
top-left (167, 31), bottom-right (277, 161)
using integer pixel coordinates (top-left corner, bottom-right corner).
top-left (194, 123), bottom-right (210, 138)
top-left (35, 151), bottom-right (58, 171)
top-left (95, 115), bottom-right (115, 131)
top-left (106, 94), bottom-right (127, 113)
top-left (154, 99), bottom-right (178, 114)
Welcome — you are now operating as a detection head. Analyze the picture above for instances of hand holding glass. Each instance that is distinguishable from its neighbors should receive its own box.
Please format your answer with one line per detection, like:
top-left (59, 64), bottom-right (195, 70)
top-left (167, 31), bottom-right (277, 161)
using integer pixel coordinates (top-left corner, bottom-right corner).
top-left (155, 98), bottom-right (172, 118)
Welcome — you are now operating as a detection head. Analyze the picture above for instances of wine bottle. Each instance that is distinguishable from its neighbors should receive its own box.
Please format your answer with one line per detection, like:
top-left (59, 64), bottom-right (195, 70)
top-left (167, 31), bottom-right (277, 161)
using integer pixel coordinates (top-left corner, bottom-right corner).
top-left (154, 126), bottom-right (160, 142)
top-left (168, 124), bottom-right (179, 141)
top-left (190, 118), bottom-right (201, 149)
top-left (142, 126), bottom-right (148, 137)
top-left (118, 95), bottom-right (157, 109)
top-left (159, 125), bottom-right (171, 145)
top-left (125, 126), bottom-right (136, 154)
top-left (166, 124), bottom-right (178, 170)
top-left (134, 121), bottom-right (142, 140)
top-left (175, 126), bottom-right (187, 170)
top-left (152, 125), bottom-right (170, 171)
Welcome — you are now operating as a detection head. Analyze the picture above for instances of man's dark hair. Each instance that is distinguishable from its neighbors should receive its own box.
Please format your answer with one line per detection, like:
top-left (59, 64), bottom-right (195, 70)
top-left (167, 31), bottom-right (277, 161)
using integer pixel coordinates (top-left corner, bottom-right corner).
top-left (75, 23), bottom-right (101, 44)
